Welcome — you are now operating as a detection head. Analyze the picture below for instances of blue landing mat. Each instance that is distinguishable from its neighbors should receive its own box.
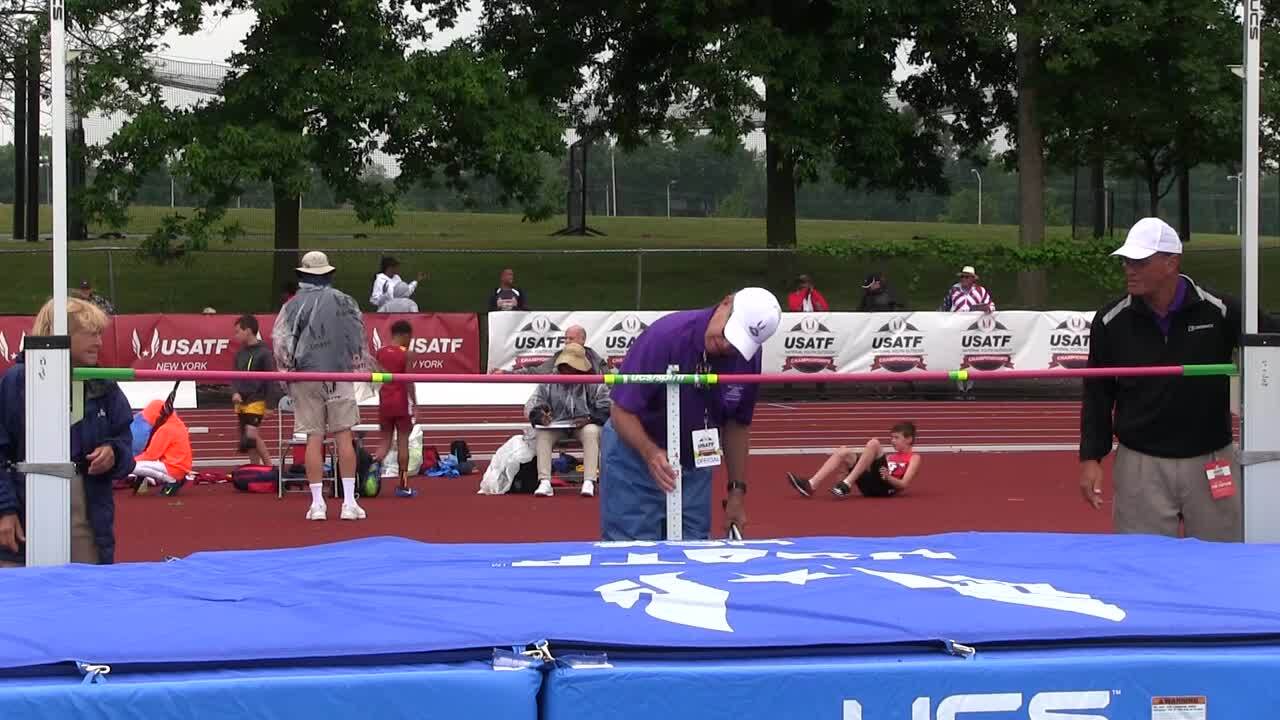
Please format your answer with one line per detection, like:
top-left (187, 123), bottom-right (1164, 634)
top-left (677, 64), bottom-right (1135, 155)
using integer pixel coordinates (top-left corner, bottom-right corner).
top-left (2, 532), bottom-right (1280, 673)
top-left (542, 646), bottom-right (1280, 720)
top-left (0, 662), bottom-right (541, 720)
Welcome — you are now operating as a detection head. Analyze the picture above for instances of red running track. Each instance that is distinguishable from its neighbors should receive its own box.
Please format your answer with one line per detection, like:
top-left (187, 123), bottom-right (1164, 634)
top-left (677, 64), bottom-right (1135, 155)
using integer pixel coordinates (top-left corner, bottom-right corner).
top-left (110, 400), bottom-right (1145, 563)
top-left (184, 400), bottom-right (1111, 465)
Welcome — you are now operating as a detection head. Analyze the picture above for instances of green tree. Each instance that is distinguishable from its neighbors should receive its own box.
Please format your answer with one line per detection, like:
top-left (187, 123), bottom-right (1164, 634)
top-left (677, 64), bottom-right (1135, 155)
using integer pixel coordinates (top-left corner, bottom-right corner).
top-left (83, 0), bottom-right (563, 302)
top-left (477, 0), bottom-right (950, 269)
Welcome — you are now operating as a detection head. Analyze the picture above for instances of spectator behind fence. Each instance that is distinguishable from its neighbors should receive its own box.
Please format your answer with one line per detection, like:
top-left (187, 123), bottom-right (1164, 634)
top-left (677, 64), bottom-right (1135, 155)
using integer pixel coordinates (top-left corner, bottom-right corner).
top-left (859, 272), bottom-right (903, 312)
top-left (0, 297), bottom-right (134, 566)
top-left (273, 251), bottom-right (371, 523)
top-left (1079, 217), bottom-right (1277, 542)
top-left (370, 255), bottom-right (425, 313)
top-left (787, 274), bottom-right (829, 312)
top-left (73, 280), bottom-right (115, 315)
top-left (524, 343), bottom-right (611, 498)
top-left (500, 325), bottom-right (606, 375)
top-left (940, 266), bottom-right (995, 313)
top-left (489, 268), bottom-right (528, 311)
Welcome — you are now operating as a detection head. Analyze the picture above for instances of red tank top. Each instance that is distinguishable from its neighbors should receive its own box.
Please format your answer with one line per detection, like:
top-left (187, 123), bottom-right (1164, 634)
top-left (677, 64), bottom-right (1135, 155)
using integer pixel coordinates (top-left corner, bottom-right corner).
top-left (885, 451), bottom-right (914, 479)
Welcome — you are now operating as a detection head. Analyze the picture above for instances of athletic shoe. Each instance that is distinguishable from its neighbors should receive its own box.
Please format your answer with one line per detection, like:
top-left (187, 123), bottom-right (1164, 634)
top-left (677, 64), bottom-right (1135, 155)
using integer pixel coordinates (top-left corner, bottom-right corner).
top-left (341, 502), bottom-right (367, 520)
top-left (786, 472), bottom-right (812, 497)
top-left (395, 486), bottom-right (418, 498)
top-left (534, 480), bottom-right (554, 497)
top-left (580, 480), bottom-right (595, 497)
top-left (830, 482), bottom-right (851, 498)
top-left (160, 478), bottom-right (186, 497)
top-left (305, 502), bottom-right (327, 521)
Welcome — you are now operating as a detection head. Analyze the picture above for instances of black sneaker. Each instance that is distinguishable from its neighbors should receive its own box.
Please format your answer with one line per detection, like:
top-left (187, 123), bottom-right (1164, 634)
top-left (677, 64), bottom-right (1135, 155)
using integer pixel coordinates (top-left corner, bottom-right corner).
top-left (786, 472), bottom-right (812, 497)
top-left (830, 482), bottom-right (851, 498)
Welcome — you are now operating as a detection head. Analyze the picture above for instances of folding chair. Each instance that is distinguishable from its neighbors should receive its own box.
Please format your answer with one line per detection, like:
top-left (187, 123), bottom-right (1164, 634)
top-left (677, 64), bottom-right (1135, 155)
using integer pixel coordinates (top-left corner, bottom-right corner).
top-left (276, 395), bottom-right (339, 498)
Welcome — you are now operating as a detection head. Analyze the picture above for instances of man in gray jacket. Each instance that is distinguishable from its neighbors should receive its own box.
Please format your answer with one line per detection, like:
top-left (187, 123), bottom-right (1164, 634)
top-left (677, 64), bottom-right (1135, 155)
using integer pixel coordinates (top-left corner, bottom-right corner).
top-left (525, 343), bottom-right (611, 498)
top-left (273, 251), bottom-right (370, 522)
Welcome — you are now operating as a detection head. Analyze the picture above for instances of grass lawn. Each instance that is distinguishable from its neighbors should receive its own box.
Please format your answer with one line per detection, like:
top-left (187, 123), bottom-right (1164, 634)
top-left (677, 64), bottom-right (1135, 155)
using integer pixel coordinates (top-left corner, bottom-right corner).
top-left (0, 204), bottom-right (1276, 315)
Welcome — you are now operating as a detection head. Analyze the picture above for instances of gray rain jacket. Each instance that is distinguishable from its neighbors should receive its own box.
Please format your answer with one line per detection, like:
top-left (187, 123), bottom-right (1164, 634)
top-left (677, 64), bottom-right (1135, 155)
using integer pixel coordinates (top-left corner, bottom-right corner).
top-left (272, 280), bottom-right (370, 373)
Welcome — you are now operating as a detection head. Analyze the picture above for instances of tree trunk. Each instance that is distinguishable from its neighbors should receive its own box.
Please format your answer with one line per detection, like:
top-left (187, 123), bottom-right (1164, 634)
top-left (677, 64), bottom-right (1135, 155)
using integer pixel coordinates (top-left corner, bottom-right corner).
top-left (272, 183), bottom-right (301, 309)
top-left (1015, 0), bottom-right (1047, 308)
top-left (13, 46), bottom-right (26, 240)
top-left (25, 34), bottom-right (40, 243)
top-left (1148, 176), bottom-right (1160, 216)
top-left (1177, 164), bottom-right (1191, 243)
top-left (764, 104), bottom-right (798, 292)
top-left (1090, 156), bottom-right (1106, 239)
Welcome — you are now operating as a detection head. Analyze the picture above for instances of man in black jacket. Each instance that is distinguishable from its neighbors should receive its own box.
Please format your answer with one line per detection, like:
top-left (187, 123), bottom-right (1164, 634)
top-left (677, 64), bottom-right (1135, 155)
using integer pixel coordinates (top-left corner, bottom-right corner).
top-left (1080, 217), bottom-right (1263, 542)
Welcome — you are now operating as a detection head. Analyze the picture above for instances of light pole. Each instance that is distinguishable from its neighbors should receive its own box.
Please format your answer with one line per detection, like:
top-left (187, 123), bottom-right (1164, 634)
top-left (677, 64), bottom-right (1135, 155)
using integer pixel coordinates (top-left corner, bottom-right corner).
top-left (970, 169), bottom-right (983, 225)
top-left (667, 180), bottom-right (677, 218)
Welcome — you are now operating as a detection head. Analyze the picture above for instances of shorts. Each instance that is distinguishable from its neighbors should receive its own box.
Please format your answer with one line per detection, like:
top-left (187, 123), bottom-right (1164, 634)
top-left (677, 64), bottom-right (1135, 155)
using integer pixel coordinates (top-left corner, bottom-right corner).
top-left (854, 456), bottom-right (897, 498)
top-left (290, 381), bottom-right (360, 436)
top-left (237, 412), bottom-right (264, 450)
top-left (379, 414), bottom-right (413, 435)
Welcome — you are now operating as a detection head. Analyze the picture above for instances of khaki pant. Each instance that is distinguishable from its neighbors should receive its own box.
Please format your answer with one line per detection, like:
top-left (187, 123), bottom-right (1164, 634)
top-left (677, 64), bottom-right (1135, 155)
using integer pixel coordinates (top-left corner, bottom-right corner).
top-left (537, 424), bottom-right (601, 483)
top-left (0, 474), bottom-right (99, 567)
top-left (1113, 443), bottom-right (1242, 542)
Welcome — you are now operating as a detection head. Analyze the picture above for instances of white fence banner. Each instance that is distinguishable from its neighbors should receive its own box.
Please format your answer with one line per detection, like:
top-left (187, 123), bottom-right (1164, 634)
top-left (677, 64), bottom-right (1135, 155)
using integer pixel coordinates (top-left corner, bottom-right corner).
top-left (487, 310), bottom-right (1097, 375)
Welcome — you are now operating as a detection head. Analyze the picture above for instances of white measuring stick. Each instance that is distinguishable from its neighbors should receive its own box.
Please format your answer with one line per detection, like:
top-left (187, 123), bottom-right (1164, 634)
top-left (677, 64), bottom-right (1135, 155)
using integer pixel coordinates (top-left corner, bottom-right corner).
top-left (665, 364), bottom-right (682, 541)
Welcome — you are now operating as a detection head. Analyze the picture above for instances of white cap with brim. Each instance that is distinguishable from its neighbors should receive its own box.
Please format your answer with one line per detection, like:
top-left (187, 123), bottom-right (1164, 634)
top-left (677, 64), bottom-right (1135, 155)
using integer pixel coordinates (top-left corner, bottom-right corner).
top-left (298, 250), bottom-right (336, 275)
top-left (1112, 217), bottom-right (1183, 260)
top-left (723, 287), bottom-right (782, 362)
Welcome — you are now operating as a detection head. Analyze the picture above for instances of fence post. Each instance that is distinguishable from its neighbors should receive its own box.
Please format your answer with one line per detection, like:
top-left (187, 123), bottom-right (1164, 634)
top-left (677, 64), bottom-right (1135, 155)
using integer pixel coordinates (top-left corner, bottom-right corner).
top-left (106, 248), bottom-right (117, 310)
top-left (635, 250), bottom-right (643, 309)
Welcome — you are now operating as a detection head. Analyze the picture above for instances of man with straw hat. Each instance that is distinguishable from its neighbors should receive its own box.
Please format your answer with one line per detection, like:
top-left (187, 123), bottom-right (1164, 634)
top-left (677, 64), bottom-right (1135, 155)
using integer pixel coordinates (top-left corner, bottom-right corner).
top-left (524, 342), bottom-right (611, 498)
top-left (273, 251), bottom-right (371, 522)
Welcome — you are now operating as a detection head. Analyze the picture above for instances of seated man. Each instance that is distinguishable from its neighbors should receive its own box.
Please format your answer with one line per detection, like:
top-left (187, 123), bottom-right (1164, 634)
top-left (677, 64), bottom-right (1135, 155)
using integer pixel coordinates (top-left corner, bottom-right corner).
top-left (132, 399), bottom-right (194, 497)
top-left (524, 343), bottom-right (610, 498)
top-left (786, 421), bottom-right (921, 499)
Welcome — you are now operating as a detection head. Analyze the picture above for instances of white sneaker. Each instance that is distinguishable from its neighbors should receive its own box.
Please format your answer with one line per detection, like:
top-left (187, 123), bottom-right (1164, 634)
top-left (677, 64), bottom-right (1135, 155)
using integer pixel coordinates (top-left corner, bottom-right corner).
top-left (305, 502), bottom-right (327, 521)
top-left (534, 480), bottom-right (554, 497)
top-left (341, 503), bottom-right (367, 520)
top-left (580, 480), bottom-right (595, 497)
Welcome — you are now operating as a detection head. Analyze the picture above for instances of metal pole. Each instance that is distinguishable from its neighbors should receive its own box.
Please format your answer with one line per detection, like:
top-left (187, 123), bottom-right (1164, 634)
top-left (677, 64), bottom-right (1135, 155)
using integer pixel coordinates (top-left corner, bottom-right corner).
top-left (25, 32), bottom-right (40, 243)
top-left (26, 0), bottom-right (73, 568)
top-left (665, 365), bottom-right (682, 541)
top-left (971, 169), bottom-right (982, 225)
top-left (1240, 0), bottom-right (1278, 543)
top-left (107, 249), bottom-right (116, 310)
top-left (13, 44), bottom-right (27, 240)
top-left (635, 250), bottom-right (643, 309)
top-left (611, 144), bottom-right (618, 217)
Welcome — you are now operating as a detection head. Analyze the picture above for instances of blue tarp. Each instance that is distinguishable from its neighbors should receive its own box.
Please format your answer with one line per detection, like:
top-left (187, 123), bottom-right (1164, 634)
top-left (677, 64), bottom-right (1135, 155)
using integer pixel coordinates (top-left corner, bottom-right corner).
top-left (2, 532), bottom-right (1279, 673)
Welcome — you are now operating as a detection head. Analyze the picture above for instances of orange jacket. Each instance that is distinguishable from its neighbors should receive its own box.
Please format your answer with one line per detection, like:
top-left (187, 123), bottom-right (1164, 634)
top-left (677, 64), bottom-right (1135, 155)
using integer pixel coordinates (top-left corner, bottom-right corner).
top-left (135, 400), bottom-right (193, 480)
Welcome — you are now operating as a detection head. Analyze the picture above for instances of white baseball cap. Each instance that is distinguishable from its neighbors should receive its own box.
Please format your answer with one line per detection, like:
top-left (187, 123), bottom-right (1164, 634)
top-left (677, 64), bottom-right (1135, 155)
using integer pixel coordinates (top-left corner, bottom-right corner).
top-left (723, 287), bottom-right (782, 362)
top-left (1112, 217), bottom-right (1183, 260)
top-left (297, 250), bottom-right (336, 275)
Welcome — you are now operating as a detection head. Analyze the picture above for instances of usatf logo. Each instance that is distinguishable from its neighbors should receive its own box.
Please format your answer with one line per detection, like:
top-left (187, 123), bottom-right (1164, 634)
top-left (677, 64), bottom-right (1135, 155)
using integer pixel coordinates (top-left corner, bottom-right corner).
top-left (960, 315), bottom-right (1014, 371)
top-left (0, 332), bottom-right (25, 364)
top-left (869, 316), bottom-right (926, 372)
top-left (513, 315), bottom-right (566, 369)
top-left (781, 316), bottom-right (838, 373)
top-left (132, 329), bottom-right (229, 370)
top-left (1048, 315), bottom-right (1091, 369)
top-left (604, 315), bottom-right (649, 369)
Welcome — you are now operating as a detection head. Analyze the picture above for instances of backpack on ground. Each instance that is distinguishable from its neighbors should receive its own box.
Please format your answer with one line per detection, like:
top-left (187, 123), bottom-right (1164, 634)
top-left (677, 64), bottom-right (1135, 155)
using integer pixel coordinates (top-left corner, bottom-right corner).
top-left (232, 465), bottom-right (279, 493)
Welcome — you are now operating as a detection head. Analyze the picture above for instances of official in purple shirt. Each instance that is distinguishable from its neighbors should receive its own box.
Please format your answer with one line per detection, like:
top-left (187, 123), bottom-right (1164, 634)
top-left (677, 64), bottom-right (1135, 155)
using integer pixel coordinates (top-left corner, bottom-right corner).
top-left (601, 288), bottom-right (782, 541)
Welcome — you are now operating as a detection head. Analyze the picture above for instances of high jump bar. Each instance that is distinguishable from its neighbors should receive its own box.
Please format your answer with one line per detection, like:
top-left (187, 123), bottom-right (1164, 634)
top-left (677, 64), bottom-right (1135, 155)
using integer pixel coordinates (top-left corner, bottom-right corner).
top-left (73, 364), bottom-right (1239, 385)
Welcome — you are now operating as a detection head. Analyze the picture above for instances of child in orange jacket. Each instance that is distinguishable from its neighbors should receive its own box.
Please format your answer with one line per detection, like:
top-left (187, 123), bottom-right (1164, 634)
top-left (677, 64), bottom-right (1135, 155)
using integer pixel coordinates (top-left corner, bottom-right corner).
top-left (133, 399), bottom-right (194, 496)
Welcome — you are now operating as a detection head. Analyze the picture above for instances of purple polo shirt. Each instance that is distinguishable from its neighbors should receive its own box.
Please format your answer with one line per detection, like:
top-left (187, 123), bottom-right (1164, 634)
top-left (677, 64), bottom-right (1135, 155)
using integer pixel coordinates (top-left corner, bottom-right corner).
top-left (611, 307), bottom-right (762, 465)
top-left (1153, 277), bottom-right (1188, 336)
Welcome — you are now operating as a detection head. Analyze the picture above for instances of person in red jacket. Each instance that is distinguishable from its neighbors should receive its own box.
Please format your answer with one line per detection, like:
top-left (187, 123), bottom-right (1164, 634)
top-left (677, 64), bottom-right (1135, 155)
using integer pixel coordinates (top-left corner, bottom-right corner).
top-left (787, 275), bottom-right (829, 313)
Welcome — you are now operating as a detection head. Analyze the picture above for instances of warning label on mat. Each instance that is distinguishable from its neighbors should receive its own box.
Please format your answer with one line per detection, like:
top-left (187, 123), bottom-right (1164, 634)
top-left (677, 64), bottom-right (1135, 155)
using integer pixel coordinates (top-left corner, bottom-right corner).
top-left (1152, 696), bottom-right (1207, 720)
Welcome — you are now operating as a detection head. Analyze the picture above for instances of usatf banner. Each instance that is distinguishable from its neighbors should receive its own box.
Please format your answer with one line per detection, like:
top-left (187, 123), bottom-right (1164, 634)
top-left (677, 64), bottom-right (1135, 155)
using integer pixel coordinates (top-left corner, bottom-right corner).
top-left (0, 312), bottom-right (480, 375)
top-left (487, 310), bottom-right (1097, 374)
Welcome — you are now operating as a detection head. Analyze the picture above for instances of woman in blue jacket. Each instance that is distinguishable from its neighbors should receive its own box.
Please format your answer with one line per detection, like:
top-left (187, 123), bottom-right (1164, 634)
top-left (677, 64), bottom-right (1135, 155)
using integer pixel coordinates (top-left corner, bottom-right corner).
top-left (0, 297), bottom-right (134, 566)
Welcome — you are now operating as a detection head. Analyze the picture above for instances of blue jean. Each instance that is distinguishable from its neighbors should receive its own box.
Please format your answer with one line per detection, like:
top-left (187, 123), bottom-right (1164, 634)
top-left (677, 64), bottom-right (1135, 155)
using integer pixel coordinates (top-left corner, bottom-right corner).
top-left (599, 420), bottom-right (712, 541)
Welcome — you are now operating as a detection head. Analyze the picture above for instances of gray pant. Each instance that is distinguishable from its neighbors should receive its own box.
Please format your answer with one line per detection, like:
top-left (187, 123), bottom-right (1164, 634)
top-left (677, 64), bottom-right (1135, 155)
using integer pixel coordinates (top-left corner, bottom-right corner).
top-left (1113, 443), bottom-right (1241, 542)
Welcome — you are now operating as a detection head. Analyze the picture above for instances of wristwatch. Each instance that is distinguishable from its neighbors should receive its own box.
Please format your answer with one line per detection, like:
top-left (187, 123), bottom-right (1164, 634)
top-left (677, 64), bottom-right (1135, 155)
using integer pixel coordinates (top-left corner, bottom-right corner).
top-left (727, 480), bottom-right (747, 495)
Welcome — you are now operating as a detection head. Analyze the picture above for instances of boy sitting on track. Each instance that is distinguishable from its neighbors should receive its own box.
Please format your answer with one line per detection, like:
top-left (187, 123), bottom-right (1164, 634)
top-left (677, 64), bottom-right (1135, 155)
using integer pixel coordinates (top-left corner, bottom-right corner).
top-left (370, 320), bottom-right (417, 497)
top-left (787, 421), bottom-right (921, 498)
